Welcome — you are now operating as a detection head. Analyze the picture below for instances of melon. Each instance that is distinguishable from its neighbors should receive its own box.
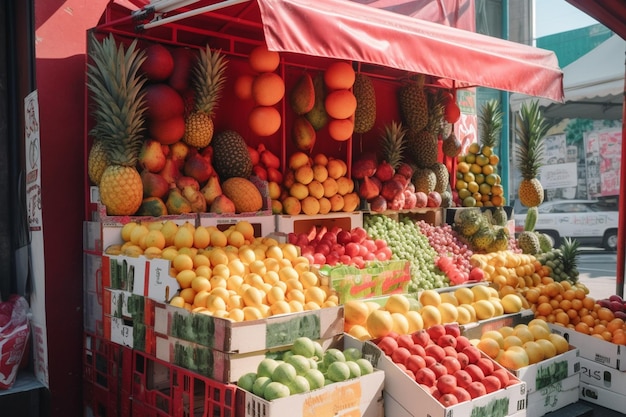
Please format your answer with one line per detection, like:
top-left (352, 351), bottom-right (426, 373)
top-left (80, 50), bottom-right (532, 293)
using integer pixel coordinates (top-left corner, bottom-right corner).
top-left (222, 177), bottom-right (264, 213)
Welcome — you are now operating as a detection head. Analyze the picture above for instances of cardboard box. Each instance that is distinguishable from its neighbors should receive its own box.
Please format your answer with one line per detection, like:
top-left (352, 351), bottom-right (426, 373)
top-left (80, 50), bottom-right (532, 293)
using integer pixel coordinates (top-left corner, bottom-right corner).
top-left (579, 381), bottom-right (626, 414)
top-left (579, 356), bottom-right (626, 394)
top-left (276, 212), bottom-right (363, 234)
top-left (199, 213), bottom-right (275, 238)
top-left (83, 290), bottom-right (103, 336)
top-left (235, 369), bottom-right (384, 417)
top-left (461, 309), bottom-right (534, 340)
top-left (526, 373), bottom-right (580, 417)
top-left (102, 256), bottom-right (179, 302)
top-left (345, 336), bottom-right (527, 417)
top-left (548, 323), bottom-right (626, 371)
top-left (153, 302), bottom-right (344, 353)
top-left (511, 346), bottom-right (580, 394)
top-left (317, 260), bottom-right (410, 302)
top-left (154, 333), bottom-right (337, 383)
top-left (104, 315), bottom-right (134, 349)
top-left (84, 215), bottom-right (198, 253)
top-left (83, 252), bottom-right (104, 295)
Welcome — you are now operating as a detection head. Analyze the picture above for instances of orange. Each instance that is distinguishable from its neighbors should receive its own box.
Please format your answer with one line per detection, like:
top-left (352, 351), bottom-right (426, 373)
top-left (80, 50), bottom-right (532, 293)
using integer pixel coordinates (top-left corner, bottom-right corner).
top-left (234, 74), bottom-right (254, 100)
top-left (575, 322), bottom-right (590, 334)
top-left (327, 118), bottom-right (354, 142)
top-left (251, 73), bottom-right (285, 106)
top-left (324, 89), bottom-right (357, 119)
top-left (248, 45), bottom-right (280, 73)
top-left (598, 307), bottom-right (615, 322)
top-left (324, 61), bottom-right (355, 90)
top-left (249, 105), bottom-right (282, 136)
top-left (536, 302), bottom-right (553, 317)
top-left (523, 341), bottom-right (545, 365)
top-left (536, 339), bottom-right (557, 359)
top-left (477, 338), bottom-right (501, 359)
top-left (607, 318), bottom-right (625, 333)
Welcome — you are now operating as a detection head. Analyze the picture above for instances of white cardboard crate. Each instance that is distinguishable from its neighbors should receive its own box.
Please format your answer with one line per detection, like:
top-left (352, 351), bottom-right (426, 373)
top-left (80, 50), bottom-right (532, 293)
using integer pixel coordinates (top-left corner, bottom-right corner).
top-left (549, 323), bottom-right (626, 370)
top-left (103, 255), bottom-right (178, 302)
top-left (579, 380), bottom-right (626, 414)
top-left (526, 373), bottom-right (580, 417)
top-left (579, 356), bottom-right (626, 395)
top-left (344, 335), bottom-right (527, 417)
top-left (510, 346), bottom-right (580, 394)
top-left (152, 302), bottom-right (344, 353)
top-left (199, 213), bottom-right (276, 238)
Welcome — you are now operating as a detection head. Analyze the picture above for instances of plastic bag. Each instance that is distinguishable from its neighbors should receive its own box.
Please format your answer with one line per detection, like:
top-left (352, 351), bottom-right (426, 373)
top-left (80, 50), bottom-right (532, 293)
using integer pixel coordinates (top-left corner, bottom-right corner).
top-left (0, 295), bottom-right (31, 389)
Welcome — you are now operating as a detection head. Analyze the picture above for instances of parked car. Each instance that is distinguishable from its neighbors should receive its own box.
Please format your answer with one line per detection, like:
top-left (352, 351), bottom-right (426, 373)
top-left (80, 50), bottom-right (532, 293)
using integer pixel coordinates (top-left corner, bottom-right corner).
top-left (513, 199), bottom-right (619, 251)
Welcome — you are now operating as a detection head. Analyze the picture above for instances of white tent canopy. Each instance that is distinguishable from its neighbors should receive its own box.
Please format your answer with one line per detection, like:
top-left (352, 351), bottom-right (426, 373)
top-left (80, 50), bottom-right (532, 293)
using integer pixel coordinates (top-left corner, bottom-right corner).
top-left (510, 34), bottom-right (625, 120)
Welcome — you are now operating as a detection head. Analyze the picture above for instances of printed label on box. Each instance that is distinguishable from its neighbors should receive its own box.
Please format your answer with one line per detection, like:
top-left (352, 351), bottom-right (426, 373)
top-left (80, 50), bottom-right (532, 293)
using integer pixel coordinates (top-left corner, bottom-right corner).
top-left (302, 380), bottom-right (362, 417)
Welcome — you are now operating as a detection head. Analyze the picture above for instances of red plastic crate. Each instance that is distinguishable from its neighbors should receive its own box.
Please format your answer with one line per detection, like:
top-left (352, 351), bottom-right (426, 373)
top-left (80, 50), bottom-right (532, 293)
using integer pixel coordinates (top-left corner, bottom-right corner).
top-left (132, 349), bottom-right (238, 417)
top-left (83, 332), bottom-right (133, 417)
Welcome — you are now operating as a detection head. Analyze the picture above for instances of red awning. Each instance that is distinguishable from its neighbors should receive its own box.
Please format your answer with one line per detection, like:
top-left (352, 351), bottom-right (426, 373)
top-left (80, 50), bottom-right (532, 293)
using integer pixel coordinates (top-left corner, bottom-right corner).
top-left (110, 0), bottom-right (564, 101)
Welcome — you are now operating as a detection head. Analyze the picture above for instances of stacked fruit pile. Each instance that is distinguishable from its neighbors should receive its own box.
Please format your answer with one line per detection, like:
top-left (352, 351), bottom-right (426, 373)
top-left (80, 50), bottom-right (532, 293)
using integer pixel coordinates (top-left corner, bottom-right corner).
top-left (343, 288), bottom-right (525, 342)
top-left (237, 337), bottom-right (374, 400)
top-left (106, 220), bottom-right (339, 321)
top-left (287, 225), bottom-right (393, 267)
top-left (473, 320), bottom-right (570, 370)
top-left (452, 207), bottom-right (511, 253)
top-left (278, 152), bottom-right (359, 215)
top-left (373, 323), bottom-right (519, 406)
top-left (454, 101), bottom-right (504, 208)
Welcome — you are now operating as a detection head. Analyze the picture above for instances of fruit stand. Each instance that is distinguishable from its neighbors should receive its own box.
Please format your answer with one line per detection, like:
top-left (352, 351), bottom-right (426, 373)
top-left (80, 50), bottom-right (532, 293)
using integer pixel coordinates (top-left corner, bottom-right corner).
top-left (78, 1), bottom-right (626, 416)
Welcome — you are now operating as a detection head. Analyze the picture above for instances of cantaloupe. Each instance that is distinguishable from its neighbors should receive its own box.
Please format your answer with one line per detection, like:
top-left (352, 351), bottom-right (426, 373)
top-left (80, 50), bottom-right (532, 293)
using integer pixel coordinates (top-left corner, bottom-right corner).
top-left (251, 72), bottom-right (285, 106)
top-left (249, 45), bottom-right (280, 73)
top-left (324, 61), bottom-right (355, 90)
top-left (328, 118), bottom-right (354, 142)
top-left (221, 177), bottom-right (264, 213)
top-left (324, 89), bottom-right (357, 119)
top-left (249, 106), bottom-right (281, 136)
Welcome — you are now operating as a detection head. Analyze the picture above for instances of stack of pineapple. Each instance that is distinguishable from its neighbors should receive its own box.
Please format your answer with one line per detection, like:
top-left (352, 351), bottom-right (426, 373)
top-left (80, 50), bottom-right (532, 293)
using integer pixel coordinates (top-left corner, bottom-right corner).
top-left (453, 207), bottom-right (511, 253)
top-left (398, 75), bottom-right (451, 203)
top-left (454, 100), bottom-right (505, 207)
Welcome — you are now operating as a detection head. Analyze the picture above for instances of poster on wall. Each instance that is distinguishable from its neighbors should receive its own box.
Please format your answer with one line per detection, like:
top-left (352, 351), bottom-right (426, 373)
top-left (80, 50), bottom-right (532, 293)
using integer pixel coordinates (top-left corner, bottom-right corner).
top-left (585, 128), bottom-right (622, 198)
top-left (24, 91), bottom-right (49, 387)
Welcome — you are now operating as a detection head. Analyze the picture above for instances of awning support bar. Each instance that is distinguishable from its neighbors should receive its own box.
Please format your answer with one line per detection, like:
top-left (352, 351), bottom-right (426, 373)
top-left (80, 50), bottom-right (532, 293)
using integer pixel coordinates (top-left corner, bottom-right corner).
top-left (136, 0), bottom-right (250, 30)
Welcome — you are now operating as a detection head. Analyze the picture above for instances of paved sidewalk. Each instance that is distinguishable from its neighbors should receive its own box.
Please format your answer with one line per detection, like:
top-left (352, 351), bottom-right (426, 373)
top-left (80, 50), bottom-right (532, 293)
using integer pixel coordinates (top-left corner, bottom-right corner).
top-left (578, 274), bottom-right (620, 300)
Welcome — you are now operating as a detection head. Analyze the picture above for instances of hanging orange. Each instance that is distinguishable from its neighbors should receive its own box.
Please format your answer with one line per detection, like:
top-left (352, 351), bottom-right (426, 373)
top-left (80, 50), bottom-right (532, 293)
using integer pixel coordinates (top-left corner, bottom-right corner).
top-left (248, 106), bottom-right (281, 136)
top-left (251, 72), bottom-right (285, 106)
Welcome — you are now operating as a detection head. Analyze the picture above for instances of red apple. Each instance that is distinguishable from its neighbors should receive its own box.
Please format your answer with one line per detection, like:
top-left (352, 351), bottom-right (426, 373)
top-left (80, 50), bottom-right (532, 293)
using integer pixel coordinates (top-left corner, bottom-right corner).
top-left (441, 356), bottom-right (462, 374)
top-left (406, 354), bottom-right (427, 374)
top-left (482, 375), bottom-right (501, 393)
top-left (391, 347), bottom-right (412, 365)
top-left (436, 374), bottom-right (457, 395)
top-left (466, 381), bottom-right (486, 399)
top-left (377, 336), bottom-right (398, 356)
top-left (397, 334), bottom-right (414, 349)
top-left (411, 330), bottom-right (431, 347)
top-left (438, 393), bottom-right (459, 406)
top-left (414, 367), bottom-right (436, 386)
top-left (453, 369), bottom-right (473, 389)
top-left (428, 362), bottom-right (448, 379)
top-left (425, 345), bottom-right (446, 362)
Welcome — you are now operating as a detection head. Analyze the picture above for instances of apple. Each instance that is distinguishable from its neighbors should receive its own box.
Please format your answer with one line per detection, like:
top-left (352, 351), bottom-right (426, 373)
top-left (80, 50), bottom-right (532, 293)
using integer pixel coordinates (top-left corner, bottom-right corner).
top-left (464, 364), bottom-right (485, 382)
top-left (441, 356), bottom-right (461, 374)
top-left (476, 357), bottom-right (495, 377)
top-left (425, 345), bottom-right (446, 362)
top-left (406, 354), bottom-right (426, 374)
top-left (444, 323), bottom-right (461, 338)
top-left (313, 253), bottom-right (326, 265)
top-left (377, 336), bottom-right (398, 356)
top-left (409, 344), bottom-right (426, 357)
top-left (427, 324), bottom-right (446, 341)
top-left (436, 374), bottom-right (457, 395)
top-left (482, 375), bottom-right (501, 393)
top-left (452, 387), bottom-right (471, 403)
top-left (437, 334), bottom-right (457, 349)
top-left (345, 242), bottom-right (360, 258)
top-left (438, 393), bottom-right (459, 406)
top-left (411, 330), bottom-right (431, 347)
top-left (397, 334), bottom-right (414, 350)
top-left (351, 227), bottom-right (368, 244)
top-left (469, 267), bottom-right (485, 282)
top-left (466, 381), bottom-right (486, 399)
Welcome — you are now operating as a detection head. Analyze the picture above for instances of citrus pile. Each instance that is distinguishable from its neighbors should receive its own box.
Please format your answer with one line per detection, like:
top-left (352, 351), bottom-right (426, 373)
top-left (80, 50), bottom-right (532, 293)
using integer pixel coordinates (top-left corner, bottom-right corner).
top-left (455, 142), bottom-right (504, 207)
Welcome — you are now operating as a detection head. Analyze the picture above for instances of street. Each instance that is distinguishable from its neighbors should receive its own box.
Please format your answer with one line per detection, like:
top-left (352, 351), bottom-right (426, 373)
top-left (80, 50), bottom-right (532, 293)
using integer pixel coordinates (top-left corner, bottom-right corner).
top-left (577, 248), bottom-right (620, 300)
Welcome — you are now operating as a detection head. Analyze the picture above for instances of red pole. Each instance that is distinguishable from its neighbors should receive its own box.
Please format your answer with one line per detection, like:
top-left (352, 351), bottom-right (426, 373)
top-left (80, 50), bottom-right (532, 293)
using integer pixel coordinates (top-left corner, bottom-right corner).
top-left (615, 70), bottom-right (626, 298)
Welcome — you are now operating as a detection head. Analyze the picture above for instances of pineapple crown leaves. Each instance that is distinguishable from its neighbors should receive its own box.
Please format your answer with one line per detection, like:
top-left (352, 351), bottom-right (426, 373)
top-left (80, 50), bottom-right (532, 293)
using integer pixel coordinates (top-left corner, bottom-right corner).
top-left (478, 100), bottom-right (503, 149)
top-left (87, 33), bottom-right (148, 166)
top-left (515, 100), bottom-right (551, 179)
top-left (379, 121), bottom-right (407, 169)
top-left (192, 45), bottom-right (228, 115)
top-left (559, 237), bottom-right (581, 270)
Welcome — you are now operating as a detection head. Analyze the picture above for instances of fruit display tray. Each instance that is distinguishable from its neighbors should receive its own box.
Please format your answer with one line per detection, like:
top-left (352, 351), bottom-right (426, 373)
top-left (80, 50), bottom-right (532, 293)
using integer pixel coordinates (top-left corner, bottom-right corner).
top-left (510, 346), bottom-right (580, 394)
top-left (549, 323), bottom-right (626, 371)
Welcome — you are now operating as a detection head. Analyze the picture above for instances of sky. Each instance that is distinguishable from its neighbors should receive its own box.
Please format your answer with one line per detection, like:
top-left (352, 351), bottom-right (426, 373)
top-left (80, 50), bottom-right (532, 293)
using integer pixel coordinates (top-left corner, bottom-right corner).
top-left (534, 1), bottom-right (601, 38)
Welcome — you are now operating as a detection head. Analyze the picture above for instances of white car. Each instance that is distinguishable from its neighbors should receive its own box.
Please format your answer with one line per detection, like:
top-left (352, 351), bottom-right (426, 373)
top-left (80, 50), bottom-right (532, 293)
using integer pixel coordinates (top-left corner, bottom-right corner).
top-left (514, 199), bottom-right (619, 251)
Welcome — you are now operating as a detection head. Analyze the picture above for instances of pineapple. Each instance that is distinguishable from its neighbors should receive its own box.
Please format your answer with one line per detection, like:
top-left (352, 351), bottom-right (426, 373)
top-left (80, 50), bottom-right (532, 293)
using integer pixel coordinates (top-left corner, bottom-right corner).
top-left (488, 226), bottom-right (510, 252)
top-left (211, 130), bottom-right (253, 180)
top-left (478, 100), bottom-right (503, 154)
top-left (183, 45), bottom-right (228, 148)
top-left (380, 121), bottom-right (406, 170)
top-left (471, 227), bottom-right (495, 251)
top-left (430, 162), bottom-right (449, 194)
top-left (353, 73), bottom-right (376, 134)
top-left (87, 139), bottom-right (109, 185)
top-left (492, 206), bottom-right (508, 227)
top-left (87, 33), bottom-right (147, 216)
top-left (560, 237), bottom-right (580, 282)
top-left (515, 101), bottom-right (550, 207)
top-left (405, 129), bottom-right (438, 168)
top-left (442, 131), bottom-right (462, 158)
top-left (412, 167), bottom-right (436, 194)
top-left (517, 230), bottom-right (541, 254)
top-left (405, 89), bottom-right (446, 168)
top-left (398, 74), bottom-right (428, 132)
